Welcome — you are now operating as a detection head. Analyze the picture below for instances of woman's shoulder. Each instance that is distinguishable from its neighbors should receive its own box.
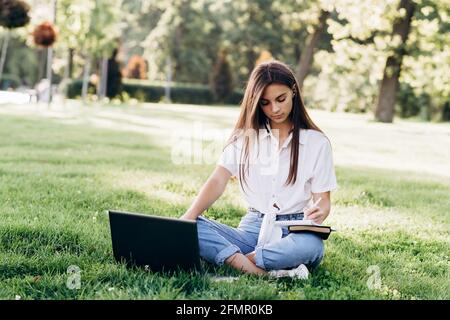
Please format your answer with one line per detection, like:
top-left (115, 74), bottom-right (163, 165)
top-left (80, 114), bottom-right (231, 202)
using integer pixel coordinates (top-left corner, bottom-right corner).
top-left (222, 134), bottom-right (244, 151)
top-left (301, 129), bottom-right (328, 142)
top-left (301, 129), bottom-right (331, 150)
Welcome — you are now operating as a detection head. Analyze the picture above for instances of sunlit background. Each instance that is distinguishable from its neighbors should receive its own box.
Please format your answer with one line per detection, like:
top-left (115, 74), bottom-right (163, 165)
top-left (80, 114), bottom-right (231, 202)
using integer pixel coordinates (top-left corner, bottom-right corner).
top-left (1, 0), bottom-right (449, 122)
top-left (0, 0), bottom-right (449, 300)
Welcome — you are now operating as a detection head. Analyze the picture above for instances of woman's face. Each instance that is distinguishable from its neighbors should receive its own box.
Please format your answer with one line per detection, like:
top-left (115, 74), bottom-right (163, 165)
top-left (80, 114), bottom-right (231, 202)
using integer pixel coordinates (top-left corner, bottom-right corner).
top-left (259, 83), bottom-right (294, 125)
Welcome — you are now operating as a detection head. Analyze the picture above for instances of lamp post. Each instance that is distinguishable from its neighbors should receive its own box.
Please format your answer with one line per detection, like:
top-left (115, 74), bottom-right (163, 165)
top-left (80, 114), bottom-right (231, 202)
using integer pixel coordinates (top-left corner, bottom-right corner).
top-left (45, 0), bottom-right (57, 105)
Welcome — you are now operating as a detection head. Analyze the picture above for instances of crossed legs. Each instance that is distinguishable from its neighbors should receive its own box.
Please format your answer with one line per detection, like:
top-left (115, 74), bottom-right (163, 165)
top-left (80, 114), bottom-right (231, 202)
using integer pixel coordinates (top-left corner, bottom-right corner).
top-left (197, 216), bottom-right (324, 275)
top-left (225, 252), bottom-right (266, 275)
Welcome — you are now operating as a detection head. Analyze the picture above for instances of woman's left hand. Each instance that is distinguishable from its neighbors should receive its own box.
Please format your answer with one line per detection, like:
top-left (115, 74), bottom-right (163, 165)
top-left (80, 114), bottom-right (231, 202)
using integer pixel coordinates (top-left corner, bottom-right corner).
top-left (304, 205), bottom-right (327, 224)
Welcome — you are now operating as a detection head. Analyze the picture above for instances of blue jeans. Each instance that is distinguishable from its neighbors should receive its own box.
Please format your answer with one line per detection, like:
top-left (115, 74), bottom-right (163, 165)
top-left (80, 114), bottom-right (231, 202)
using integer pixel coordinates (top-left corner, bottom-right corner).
top-left (196, 210), bottom-right (325, 271)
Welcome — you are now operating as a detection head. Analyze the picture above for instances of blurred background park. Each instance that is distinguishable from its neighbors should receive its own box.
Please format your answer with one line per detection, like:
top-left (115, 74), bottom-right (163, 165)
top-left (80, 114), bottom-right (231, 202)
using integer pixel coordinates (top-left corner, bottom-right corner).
top-left (0, 0), bottom-right (449, 122)
top-left (0, 0), bottom-right (449, 300)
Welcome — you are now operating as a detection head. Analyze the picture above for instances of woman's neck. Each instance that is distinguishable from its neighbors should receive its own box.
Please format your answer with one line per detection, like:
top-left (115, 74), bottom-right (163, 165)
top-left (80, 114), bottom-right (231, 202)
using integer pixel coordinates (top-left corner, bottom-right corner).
top-left (269, 119), bottom-right (293, 137)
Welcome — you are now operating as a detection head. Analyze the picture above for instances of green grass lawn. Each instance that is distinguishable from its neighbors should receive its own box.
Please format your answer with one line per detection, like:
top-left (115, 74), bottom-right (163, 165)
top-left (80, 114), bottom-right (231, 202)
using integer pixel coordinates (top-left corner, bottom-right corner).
top-left (0, 101), bottom-right (449, 299)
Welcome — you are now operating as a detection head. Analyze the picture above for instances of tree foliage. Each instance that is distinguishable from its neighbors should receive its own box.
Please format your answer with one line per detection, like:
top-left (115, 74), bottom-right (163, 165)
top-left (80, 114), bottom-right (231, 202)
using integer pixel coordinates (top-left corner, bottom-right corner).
top-left (124, 55), bottom-right (148, 80)
top-left (0, 0), bottom-right (30, 29)
top-left (211, 49), bottom-right (233, 103)
top-left (57, 0), bottom-right (123, 58)
top-left (33, 21), bottom-right (57, 47)
top-left (9, 0), bottom-right (448, 120)
top-left (303, 0), bottom-right (449, 120)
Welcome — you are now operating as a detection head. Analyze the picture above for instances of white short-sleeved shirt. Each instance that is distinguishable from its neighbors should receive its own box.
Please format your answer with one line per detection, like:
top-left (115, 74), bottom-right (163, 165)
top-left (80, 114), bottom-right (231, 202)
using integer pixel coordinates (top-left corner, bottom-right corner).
top-left (217, 123), bottom-right (338, 216)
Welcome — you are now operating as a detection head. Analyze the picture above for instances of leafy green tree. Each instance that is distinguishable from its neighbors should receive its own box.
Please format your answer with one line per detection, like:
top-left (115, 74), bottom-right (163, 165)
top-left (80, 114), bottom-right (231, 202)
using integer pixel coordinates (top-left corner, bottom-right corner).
top-left (143, 0), bottom-right (220, 84)
top-left (296, 9), bottom-right (330, 89)
top-left (87, 0), bottom-right (123, 99)
top-left (211, 49), bottom-right (233, 103)
top-left (57, 0), bottom-right (93, 78)
top-left (18, 0), bottom-right (446, 120)
top-left (1, 36), bottom-right (39, 86)
top-left (58, 0), bottom-right (123, 100)
top-left (0, 0), bottom-right (30, 80)
top-left (214, 0), bottom-right (286, 85)
top-left (375, 0), bottom-right (416, 123)
top-left (302, 0), bottom-right (448, 121)
top-left (401, 0), bottom-right (450, 121)
top-left (55, 0), bottom-right (96, 98)
top-left (121, 0), bottom-right (163, 60)
top-left (302, 0), bottom-right (394, 113)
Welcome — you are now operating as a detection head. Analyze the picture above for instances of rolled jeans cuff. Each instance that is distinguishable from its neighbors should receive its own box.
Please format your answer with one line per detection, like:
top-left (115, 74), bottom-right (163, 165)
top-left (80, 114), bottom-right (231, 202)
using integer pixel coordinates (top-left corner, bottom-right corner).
top-left (215, 244), bottom-right (241, 265)
top-left (254, 245), bottom-right (267, 270)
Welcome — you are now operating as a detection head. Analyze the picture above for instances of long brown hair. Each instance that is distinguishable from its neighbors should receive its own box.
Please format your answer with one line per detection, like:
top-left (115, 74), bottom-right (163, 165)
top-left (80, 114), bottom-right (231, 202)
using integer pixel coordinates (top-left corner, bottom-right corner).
top-left (227, 60), bottom-right (323, 192)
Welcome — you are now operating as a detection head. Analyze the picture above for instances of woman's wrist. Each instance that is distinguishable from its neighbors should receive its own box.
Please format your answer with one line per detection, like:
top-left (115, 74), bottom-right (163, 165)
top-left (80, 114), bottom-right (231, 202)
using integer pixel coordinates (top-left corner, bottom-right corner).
top-left (180, 209), bottom-right (200, 221)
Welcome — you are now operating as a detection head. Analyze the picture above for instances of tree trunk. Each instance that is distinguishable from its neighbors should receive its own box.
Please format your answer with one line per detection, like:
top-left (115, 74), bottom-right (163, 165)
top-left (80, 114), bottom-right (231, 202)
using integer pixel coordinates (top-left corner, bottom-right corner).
top-left (96, 60), bottom-right (101, 98)
top-left (46, 46), bottom-right (54, 105)
top-left (245, 7), bottom-right (257, 76)
top-left (38, 48), bottom-right (46, 82)
top-left (45, 0), bottom-right (57, 105)
top-left (246, 45), bottom-right (256, 78)
top-left (173, 1), bottom-right (188, 82)
top-left (174, 25), bottom-right (182, 80)
top-left (68, 48), bottom-right (74, 79)
top-left (294, 43), bottom-right (302, 67)
top-left (0, 30), bottom-right (11, 82)
top-left (62, 48), bottom-right (74, 100)
top-left (375, 0), bottom-right (416, 123)
top-left (296, 10), bottom-right (329, 89)
top-left (165, 56), bottom-right (172, 102)
top-left (82, 56), bottom-right (91, 103)
top-left (99, 57), bottom-right (108, 100)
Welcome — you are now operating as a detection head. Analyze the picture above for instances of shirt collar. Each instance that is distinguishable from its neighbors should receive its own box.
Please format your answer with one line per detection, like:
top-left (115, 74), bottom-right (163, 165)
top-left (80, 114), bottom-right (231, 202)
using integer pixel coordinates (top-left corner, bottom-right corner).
top-left (260, 120), bottom-right (306, 145)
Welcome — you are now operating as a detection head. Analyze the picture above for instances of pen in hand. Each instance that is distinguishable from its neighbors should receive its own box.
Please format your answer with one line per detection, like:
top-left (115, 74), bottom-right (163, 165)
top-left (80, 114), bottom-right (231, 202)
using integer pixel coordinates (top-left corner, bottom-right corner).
top-left (303, 197), bottom-right (322, 220)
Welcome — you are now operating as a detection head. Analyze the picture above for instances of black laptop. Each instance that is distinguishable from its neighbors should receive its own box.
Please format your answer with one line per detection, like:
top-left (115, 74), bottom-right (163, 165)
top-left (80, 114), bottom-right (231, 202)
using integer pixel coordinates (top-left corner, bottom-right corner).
top-left (108, 210), bottom-right (201, 272)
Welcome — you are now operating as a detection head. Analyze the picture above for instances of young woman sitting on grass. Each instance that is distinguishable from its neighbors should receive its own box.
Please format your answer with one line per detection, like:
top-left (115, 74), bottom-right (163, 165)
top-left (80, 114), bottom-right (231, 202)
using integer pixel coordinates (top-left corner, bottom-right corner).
top-left (180, 60), bottom-right (338, 279)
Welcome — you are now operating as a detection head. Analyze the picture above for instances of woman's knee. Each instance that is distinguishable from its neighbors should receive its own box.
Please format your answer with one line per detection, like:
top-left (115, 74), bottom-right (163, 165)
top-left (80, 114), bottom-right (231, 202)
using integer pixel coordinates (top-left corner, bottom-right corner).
top-left (196, 216), bottom-right (214, 236)
top-left (256, 233), bottom-right (324, 270)
top-left (290, 233), bottom-right (324, 269)
top-left (196, 216), bottom-right (209, 226)
top-left (195, 216), bottom-right (241, 265)
top-left (196, 217), bottom-right (216, 257)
